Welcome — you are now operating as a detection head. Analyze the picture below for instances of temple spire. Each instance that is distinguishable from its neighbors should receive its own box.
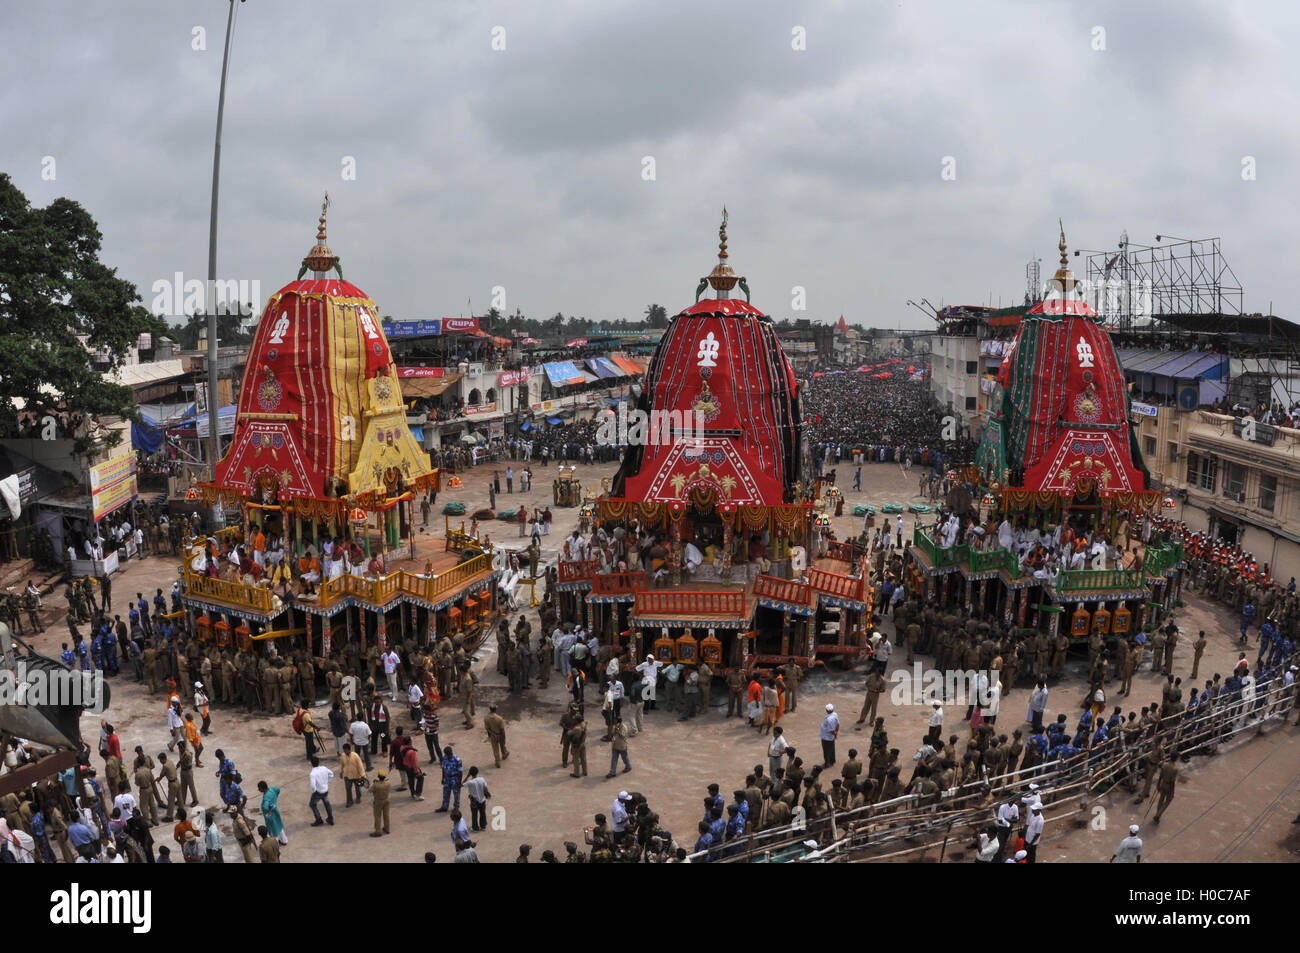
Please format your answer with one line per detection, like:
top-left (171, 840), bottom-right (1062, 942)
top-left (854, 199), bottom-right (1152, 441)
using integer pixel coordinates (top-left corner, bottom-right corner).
top-left (706, 206), bottom-right (738, 298)
top-left (1058, 218), bottom-right (1068, 267)
top-left (317, 193), bottom-right (330, 243)
top-left (300, 192), bottom-right (343, 279)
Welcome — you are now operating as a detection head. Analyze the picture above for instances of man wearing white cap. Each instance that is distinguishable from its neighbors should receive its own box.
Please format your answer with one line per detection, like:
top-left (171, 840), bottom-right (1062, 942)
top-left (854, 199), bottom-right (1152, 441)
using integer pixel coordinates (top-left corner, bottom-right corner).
top-left (611, 791), bottom-right (632, 845)
top-left (1021, 783), bottom-right (1042, 812)
top-left (1024, 803), bottom-right (1045, 863)
top-left (820, 704), bottom-right (841, 767)
top-left (194, 681), bottom-right (211, 735)
top-left (636, 654), bottom-right (662, 711)
top-left (1110, 824), bottom-right (1143, 863)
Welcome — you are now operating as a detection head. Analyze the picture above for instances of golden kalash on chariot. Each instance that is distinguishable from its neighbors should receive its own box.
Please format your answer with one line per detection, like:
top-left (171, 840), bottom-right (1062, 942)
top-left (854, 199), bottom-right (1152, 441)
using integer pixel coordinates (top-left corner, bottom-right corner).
top-left (554, 211), bottom-right (874, 675)
top-left (180, 199), bottom-right (502, 697)
top-left (906, 225), bottom-right (1184, 645)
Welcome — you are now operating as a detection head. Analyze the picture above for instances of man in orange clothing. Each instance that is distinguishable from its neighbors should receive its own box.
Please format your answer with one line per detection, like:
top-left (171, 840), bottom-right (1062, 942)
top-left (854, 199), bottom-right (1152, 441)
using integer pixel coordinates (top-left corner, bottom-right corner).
top-left (251, 525), bottom-right (267, 569)
top-left (173, 809), bottom-right (199, 847)
top-left (745, 675), bottom-right (762, 726)
top-left (184, 712), bottom-right (205, 767)
top-left (298, 550), bottom-right (321, 595)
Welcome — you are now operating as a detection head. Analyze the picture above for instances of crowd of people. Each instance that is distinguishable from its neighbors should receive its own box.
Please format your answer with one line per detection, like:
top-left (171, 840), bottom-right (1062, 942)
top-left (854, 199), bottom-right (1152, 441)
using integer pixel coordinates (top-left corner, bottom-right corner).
top-left (801, 364), bottom-right (975, 476)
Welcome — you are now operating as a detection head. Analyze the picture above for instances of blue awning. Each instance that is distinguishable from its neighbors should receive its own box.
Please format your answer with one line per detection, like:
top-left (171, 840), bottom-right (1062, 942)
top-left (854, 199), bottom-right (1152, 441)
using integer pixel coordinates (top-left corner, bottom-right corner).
top-left (408, 425), bottom-right (425, 443)
top-left (544, 361), bottom-right (585, 387)
top-left (519, 420), bottom-right (531, 432)
top-left (586, 357), bottom-right (620, 379)
top-left (547, 417), bottom-right (563, 425)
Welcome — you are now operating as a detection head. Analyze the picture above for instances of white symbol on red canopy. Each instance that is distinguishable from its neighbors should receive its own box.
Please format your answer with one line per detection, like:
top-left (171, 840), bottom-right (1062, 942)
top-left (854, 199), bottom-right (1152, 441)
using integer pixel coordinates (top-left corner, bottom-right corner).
top-left (1076, 337), bottom-right (1095, 368)
top-left (696, 331), bottom-right (720, 368)
top-left (269, 312), bottom-right (291, 345)
top-left (358, 308), bottom-right (380, 340)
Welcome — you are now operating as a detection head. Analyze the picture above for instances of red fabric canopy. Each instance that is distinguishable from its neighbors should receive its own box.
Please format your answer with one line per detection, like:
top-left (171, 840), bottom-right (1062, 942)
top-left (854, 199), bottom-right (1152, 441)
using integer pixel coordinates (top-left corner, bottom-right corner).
top-left (619, 297), bottom-right (798, 506)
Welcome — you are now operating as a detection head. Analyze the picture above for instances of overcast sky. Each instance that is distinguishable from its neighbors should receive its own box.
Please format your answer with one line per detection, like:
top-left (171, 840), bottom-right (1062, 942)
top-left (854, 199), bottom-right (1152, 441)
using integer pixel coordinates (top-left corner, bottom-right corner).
top-left (3, 0), bottom-right (1297, 331)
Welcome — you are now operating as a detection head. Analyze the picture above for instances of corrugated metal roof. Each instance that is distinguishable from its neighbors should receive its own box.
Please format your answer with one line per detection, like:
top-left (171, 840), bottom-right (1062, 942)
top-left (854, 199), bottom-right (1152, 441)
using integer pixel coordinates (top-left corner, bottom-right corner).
top-left (104, 359), bottom-right (187, 388)
top-left (1118, 348), bottom-right (1226, 380)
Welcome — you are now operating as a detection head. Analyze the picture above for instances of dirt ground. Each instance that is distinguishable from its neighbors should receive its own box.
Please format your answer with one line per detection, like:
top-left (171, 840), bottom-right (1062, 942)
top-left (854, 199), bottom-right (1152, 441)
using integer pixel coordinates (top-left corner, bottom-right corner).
top-left (19, 457), bottom-right (1300, 862)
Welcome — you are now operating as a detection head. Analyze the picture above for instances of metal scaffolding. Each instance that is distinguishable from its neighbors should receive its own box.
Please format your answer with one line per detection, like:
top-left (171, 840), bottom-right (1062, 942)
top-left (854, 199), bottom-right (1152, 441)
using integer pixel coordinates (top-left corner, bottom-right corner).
top-left (1078, 235), bottom-right (1243, 330)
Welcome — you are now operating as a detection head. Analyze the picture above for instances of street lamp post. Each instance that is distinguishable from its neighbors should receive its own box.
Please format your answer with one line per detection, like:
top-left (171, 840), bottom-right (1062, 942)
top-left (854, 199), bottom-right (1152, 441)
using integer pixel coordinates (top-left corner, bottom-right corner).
top-left (206, 0), bottom-right (244, 481)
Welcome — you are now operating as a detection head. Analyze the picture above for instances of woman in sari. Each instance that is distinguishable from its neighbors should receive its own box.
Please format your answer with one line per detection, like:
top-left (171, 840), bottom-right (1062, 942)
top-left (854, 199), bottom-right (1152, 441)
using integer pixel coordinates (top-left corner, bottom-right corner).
top-left (257, 780), bottom-right (287, 845)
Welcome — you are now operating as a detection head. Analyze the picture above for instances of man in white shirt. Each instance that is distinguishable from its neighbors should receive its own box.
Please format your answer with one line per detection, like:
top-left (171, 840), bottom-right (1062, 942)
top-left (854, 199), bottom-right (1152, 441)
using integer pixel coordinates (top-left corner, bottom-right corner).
top-left (463, 767), bottom-right (489, 832)
top-left (1024, 804), bottom-right (1045, 863)
top-left (1110, 824), bottom-right (1143, 863)
top-left (981, 680), bottom-right (1002, 727)
top-left (927, 702), bottom-right (944, 744)
top-left (637, 655), bottom-right (662, 710)
top-left (382, 649), bottom-right (401, 700)
top-left (166, 701), bottom-right (185, 751)
top-left (348, 715), bottom-right (373, 771)
top-left (767, 726), bottom-right (791, 778)
top-left (308, 756), bottom-right (335, 826)
top-left (819, 703), bottom-right (841, 767)
top-left (994, 799), bottom-right (1019, 859)
top-left (874, 635), bottom-right (893, 675)
top-left (133, 527), bottom-right (145, 559)
top-left (113, 790), bottom-right (137, 824)
top-left (611, 791), bottom-right (632, 844)
top-left (1029, 681), bottom-right (1049, 732)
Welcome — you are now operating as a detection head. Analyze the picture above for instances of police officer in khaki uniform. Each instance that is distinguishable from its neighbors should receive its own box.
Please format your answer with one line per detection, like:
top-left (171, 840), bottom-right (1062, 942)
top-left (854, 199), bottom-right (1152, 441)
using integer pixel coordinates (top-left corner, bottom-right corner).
top-left (1190, 631), bottom-right (1207, 680)
top-left (1152, 755), bottom-right (1179, 823)
top-left (725, 667), bottom-right (745, 718)
top-left (177, 742), bottom-right (200, 807)
top-left (327, 664), bottom-right (344, 710)
top-left (142, 643), bottom-right (159, 693)
top-left (230, 806), bottom-right (258, 861)
top-left (857, 670), bottom-right (886, 727)
top-left (560, 703), bottom-right (581, 767)
top-left (1148, 629), bottom-right (1166, 673)
top-left (132, 756), bottom-right (160, 825)
top-left (157, 753), bottom-right (181, 821)
top-left (697, 661), bottom-right (712, 714)
top-left (484, 705), bottom-right (509, 767)
top-left (278, 659), bottom-right (297, 715)
top-left (1050, 633), bottom-right (1068, 678)
top-left (370, 769), bottom-right (391, 836)
top-left (566, 717), bottom-right (588, 778)
top-left (1162, 624), bottom-right (1179, 676)
top-left (460, 662), bottom-right (478, 728)
top-left (221, 653), bottom-right (237, 705)
top-left (258, 826), bottom-right (281, 862)
top-left (260, 660), bottom-right (279, 714)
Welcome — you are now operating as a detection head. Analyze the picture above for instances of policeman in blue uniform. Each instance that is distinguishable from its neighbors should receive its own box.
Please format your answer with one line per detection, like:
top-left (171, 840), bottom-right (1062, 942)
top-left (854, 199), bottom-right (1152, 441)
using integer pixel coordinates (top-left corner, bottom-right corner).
top-left (61, 643), bottom-right (76, 667)
top-left (139, 590), bottom-right (154, 634)
top-left (102, 626), bottom-right (119, 675)
top-left (1258, 622), bottom-right (1274, 665)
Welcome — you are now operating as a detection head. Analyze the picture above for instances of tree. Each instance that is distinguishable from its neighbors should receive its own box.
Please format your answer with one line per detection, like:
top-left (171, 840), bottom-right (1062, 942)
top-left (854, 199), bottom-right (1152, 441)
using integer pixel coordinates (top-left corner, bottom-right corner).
top-left (644, 303), bottom-right (668, 329)
top-left (0, 173), bottom-right (165, 452)
top-left (172, 308), bottom-right (255, 350)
